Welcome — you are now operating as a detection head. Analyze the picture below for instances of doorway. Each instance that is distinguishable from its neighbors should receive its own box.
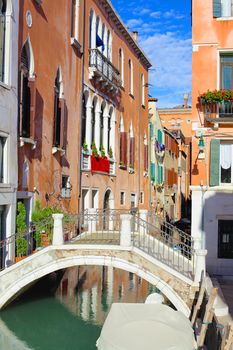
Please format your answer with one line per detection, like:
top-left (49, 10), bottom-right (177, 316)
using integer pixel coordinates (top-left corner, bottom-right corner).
top-left (103, 189), bottom-right (114, 230)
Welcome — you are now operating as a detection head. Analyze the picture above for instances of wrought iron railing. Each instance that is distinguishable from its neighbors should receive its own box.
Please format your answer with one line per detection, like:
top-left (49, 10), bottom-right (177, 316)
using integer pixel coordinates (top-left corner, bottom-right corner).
top-left (203, 101), bottom-right (233, 122)
top-left (0, 209), bottom-right (194, 278)
top-left (89, 49), bottom-right (121, 88)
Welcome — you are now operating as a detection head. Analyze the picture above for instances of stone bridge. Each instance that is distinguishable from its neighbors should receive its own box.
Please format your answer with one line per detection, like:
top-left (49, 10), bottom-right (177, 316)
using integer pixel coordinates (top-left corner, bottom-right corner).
top-left (0, 211), bottom-right (207, 317)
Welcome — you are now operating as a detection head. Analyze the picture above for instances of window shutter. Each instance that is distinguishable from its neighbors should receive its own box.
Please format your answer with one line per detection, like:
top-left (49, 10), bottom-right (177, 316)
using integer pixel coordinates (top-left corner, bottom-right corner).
top-left (144, 144), bottom-right (148, 171)
top-left (160, 166), bottom-right (163, 183)
top-left (120, 132), bottom-right (127, 166)
top-left (210, 139), bottom-right (220, 186)
top-left (28, 78), bottom-right (36, 139)
top-left (149, 123), bottom-right (154, 139)
top-left (158, 129), bottom-right (162, 144)
top-left (130, 137), bottom-right (135, 168)
top-left (59, 98), bottom-right (65, 149)
top-left (213, 0), bottom-right (221, 17)
top-left (150, 162), bottom-right (155, 182)
top-left (157, 165), bottom-right (161, 184)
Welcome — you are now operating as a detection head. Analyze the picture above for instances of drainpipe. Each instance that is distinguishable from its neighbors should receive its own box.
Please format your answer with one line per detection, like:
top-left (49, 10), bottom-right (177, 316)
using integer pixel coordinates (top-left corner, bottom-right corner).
top-left (78, 0), bottom-right (86, 213)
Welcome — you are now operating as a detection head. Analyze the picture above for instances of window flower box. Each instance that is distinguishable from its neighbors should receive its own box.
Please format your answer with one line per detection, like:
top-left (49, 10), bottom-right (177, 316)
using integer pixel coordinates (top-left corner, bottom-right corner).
top-left (91, 155), bottom-right (110, 174)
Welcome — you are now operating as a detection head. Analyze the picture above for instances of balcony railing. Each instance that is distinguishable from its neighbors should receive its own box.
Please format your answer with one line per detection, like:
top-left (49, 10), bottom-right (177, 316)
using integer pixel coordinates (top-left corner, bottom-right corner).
top-left (203, 101), bottom-right (233, 123)
top-left (89, 49), bottom-right (121, 90)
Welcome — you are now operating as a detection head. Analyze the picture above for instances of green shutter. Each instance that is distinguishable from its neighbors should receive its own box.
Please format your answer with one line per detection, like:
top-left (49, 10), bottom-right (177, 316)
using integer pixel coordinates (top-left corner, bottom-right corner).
top-left (157, 129), bottom-right (162, 144)
top-left (160, 166), bottom-right (163, 183)
top-left (210, 139), bottom-right (220, 186)
top-left (213, 0), bottom-right (221, 18)
top-left (149, 123), bottom-right (154, 139)
top-left (157, 165), bottom-right (163, 184)
top-left (150, 162), bottom-right (155, 182)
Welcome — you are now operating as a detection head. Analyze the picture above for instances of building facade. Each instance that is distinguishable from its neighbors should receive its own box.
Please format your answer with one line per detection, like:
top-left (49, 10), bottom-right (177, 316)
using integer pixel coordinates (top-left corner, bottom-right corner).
top-left (0, 0), bottom-right (19, 268)
top-left (192, 0), bottom-right (233, 275)
top-left (80, 0), bottom-right (151, 212)
top-left (18, 0), bottom-right (83, 219)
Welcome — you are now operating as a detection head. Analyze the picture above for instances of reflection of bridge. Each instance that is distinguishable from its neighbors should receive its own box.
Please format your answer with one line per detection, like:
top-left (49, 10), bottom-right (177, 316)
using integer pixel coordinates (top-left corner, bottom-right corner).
top-left (0, 210), bottom-right (207, 317)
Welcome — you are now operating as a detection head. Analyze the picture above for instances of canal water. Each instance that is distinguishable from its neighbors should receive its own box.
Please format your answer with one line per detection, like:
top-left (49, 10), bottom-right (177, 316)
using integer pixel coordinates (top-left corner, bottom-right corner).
top-left (0, 266), bottom-right (158, 350)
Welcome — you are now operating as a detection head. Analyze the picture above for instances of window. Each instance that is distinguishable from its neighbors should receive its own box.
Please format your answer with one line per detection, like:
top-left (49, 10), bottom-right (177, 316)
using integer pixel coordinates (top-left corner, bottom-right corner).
top-left (130, 193), bottom-right (136, 208)
top-left (140, 192), bottom-right (144, 204)
top-left (213, 0), bottom-right (233, 17)
top-left (118, 48), bottom-right (124, 86)
top-left (141, 73), bottom-right (145, 106)
top-left (53, 68), bottom-right (65, 149)
top-left (71, 0), bottom-right (79, 40)
top-left (91, 99), bottom-right (96, 145)
top-left (0, 0), bottom-right (6, 82)
top-left (92, 189), bottom-right (98, 208)
top-left (218, 220), bottom-right (233, 258)
top-left (220, 54), bottom-right (233, 89)
top-left (61, 176), bottom-right (71, 198)
top-left (220, 142), bottom-right (233, 183)
top-left (144, 134), bottom-right (148, 172)
top-left (120, 191), bottom-right (125, 205)
top-left (0, 136), bottom-right (6, 183)
top-left (19, 41), bottom-right (36, 139)
top-left (128, 59), bottom-right (133, 95)
top-left (129, 122), bottom-right (135, 169)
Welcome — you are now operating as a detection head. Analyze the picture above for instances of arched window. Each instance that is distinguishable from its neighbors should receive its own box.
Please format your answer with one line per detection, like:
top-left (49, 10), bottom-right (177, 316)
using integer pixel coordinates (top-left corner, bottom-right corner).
top-left (107, 108), bottom-right (113, 152)
top-left (107, 30), bottom-right (110, 59)
top-left (89, 9), bottom-right (94, 49)
top-left (71, 0), bottom-right (80, 40)
top-left (100, 102), bottom-right (104, 148)
top-left (119, 116), bottom-right (127, 168)
top-left (0, 0), bottom-right (6, 82)
top-left (81, 94), bottom-right (86, 145)
top-left (128, 59), bottom-right (133, 95)
top-left (144, 133), bottom-right (148, 172)
top-left (141, 73), bottom-right (145, 106)
top-left (53, 67), bottom-right (65, 149)
top-left (91, 98), bottom-right (96, 145)
top-left (19, 40), bottom-right (36, 139)
top-left (118, 48), bottom-right (124, 86)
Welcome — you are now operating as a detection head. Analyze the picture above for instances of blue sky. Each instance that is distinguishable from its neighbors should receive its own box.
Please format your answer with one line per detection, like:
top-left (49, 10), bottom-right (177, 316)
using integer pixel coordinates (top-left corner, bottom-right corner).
top-left (111, 0), bottom-right (192, 108)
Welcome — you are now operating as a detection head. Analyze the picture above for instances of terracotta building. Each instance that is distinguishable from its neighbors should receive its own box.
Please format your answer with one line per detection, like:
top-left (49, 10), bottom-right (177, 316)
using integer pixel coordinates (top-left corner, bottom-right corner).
top-left (18, 0), bottom-right (83, 220)
top-left (80, 0), bottom-right (151, 212)
top-left (192, 0), bottom-right (233, 275)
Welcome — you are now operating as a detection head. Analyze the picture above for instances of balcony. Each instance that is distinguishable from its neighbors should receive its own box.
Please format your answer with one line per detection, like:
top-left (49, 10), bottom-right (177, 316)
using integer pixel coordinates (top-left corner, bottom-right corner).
top-left (89, 49), bottom-right (121, 92)
top-left (203, 101), bottom-right (233, 124)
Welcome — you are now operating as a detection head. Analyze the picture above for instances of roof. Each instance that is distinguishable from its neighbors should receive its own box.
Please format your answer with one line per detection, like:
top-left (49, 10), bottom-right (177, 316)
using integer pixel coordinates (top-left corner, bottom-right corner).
top-left (98, 0), bottom-right (152, 69)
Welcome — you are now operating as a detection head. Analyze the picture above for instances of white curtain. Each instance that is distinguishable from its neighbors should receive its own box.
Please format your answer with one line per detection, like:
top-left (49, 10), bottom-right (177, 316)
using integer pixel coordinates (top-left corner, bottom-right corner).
top-left (220, 144), bottom-right (232, 169)
top-left (221, 0), bottom-right (232, 17)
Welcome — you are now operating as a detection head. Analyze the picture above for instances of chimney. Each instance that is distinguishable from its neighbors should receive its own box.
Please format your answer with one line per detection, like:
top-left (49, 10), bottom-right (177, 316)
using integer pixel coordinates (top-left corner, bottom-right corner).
top-left (132, 31), bottom-right (138, 41)
top-left (184, 93), bottom-right (189, 108)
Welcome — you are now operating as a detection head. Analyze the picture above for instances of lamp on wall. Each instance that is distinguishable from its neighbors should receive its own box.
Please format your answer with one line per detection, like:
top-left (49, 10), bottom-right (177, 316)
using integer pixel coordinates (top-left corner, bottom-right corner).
top-left (198, 135), bottom-right (205, 159)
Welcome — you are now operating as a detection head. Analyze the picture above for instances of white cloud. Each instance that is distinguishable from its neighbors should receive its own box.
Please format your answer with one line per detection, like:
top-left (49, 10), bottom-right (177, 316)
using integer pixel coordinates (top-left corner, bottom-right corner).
top-left (139, 32), bottom-right (191, 107)
top-left (164, 9), bottom-right (185, 19)
top-left (126, 18), bottom-right (143, 28)
top-left (150, 11), bottom-right (161, 18)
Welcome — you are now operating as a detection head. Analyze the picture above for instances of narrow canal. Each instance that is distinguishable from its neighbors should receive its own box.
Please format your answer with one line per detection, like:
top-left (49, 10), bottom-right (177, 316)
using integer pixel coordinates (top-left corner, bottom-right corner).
top-left (0, 266), bottom-right (159, 350)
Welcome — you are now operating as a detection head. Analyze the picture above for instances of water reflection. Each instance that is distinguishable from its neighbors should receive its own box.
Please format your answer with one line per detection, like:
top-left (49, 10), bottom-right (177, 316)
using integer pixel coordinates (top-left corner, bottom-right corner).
top-left (0, 266), bottom-right (159, 350)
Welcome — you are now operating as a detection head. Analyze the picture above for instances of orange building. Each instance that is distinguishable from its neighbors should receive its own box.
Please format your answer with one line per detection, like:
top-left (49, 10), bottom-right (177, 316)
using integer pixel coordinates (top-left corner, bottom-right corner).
top-left (192, 0), bottom-right (233, 275)
top-left (18, 1), bottom-right (83, 219)
top-left (80, 0), bottom-right (151, 211)
top-left (17, 0), bottom-right (151, 220)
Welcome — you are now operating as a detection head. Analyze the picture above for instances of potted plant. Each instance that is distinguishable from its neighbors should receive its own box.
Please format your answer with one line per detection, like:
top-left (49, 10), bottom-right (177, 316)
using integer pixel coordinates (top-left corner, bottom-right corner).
top-left (16, 202), bottom-right (28, 262)
top-left (99, 145), bottom-right (105, 158)
top-left (91, 142), bottom-right (99, 158)
top-left (108, 146), bottom-right (113, 159)
top-left (82, 140), bottom-right (88, 153)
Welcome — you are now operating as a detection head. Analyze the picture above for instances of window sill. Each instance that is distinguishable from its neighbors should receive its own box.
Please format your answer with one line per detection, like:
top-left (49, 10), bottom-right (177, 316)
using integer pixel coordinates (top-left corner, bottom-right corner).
top-left (0, 183), bottom-right (11, 188)
top-left (71, 37), bottom-right (82, 53)
top-left (19, 137), bottom-right (37, 150)
top-left (52, 146), bottom-right (65, 156)
top-left (216, 17), bottom-right (233, 21)
top-left (0, 81), bottom-right (11, 90)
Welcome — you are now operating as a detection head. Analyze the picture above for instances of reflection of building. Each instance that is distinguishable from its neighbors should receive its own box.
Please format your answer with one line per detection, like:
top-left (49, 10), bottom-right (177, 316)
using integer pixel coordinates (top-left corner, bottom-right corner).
top-left (0, 1), bottom-right (19, 268)
top-left (81, 0), bottom-right (151, 212)
top-left (56, 266), bottom-right (155, 326)
top-left (192, 0), bottom-right (233, 275)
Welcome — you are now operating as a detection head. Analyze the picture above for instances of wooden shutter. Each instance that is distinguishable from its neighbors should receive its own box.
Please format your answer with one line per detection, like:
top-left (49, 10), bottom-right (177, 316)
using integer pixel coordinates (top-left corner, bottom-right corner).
top-left (150, 162), bottom-right (155, 182)
top-left (149, 123), bottom-right (154, 139)
top-left (213, 0), bottom-right (221, 17)
top-left (120, 132), bottom-right (127, 166)
top-left (158, 129), bottom-right (162, 144)
top-left (144, 144), bottom-right (148, 171)
top-left (130, 137), bottom-right (135, 168)
top-left (59, 98), bottom-right (65, 149)
top-left (28, 78), bottom-right (36, 139)
top-left (210, 139), bottom-right (220, 186)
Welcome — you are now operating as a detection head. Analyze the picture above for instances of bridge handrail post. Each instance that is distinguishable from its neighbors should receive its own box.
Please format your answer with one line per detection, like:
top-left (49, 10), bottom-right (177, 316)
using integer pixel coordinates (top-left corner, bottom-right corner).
top-left (194, 248), bottom-right (207, 283)
top-left (139, 210), bottom-right (148, 234)
top-left (52, 214), bottom-right (64, 245)
top-left (120, 214), bottom-right (132, 247)
top-left (88, 208), bottom-right (97, 233)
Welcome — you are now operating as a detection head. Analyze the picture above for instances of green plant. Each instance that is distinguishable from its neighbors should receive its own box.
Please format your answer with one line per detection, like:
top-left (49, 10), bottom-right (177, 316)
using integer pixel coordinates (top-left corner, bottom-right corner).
top-left (199, 89), bottom-right (233, 104)
top-left (119, 161), bottom-right (126, 167)
top-left (99, 145), bottom-right (105, 158)
top-left (16, 202), bottom-right (28, 257)
top-left (91, 142), bottom-right (99, 158)
top-left (82, 140), bottom-right (88, 152)
top-left (108, 146), bottom-right (113, 158)
top-left (32, 201), bottom-right (61, 247)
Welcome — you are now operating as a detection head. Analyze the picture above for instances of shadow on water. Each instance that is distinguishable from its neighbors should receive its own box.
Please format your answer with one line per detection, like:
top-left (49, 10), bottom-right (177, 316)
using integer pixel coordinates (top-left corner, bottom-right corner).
top-left (0, 266), bottom-right (159, 350)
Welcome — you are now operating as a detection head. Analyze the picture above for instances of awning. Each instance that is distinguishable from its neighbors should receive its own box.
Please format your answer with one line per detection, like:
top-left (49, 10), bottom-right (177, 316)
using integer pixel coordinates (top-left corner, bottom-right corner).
top-left (97, 303), bottom-right (196, 350)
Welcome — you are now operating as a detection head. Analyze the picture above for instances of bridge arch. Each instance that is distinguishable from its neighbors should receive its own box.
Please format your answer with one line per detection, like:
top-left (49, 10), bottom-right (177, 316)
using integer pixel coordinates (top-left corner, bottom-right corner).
top-left (0, 247), bottom-right (191, 316)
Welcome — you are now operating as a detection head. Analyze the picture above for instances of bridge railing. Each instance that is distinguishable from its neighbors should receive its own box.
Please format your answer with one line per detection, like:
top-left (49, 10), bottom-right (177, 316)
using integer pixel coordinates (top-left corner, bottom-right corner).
top-left (132, 216), bottom-right (194, 278)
